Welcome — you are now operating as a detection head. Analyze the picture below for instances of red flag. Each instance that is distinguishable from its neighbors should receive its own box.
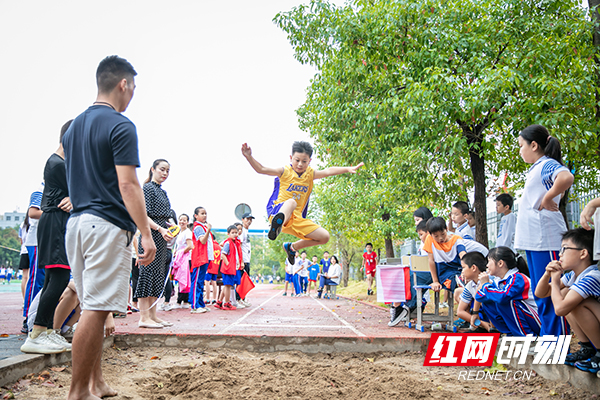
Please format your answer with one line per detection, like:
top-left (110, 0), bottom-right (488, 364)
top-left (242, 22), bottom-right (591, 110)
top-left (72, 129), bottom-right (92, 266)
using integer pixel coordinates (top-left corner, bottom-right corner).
top-left (236, 271), bottom-right (255, 299)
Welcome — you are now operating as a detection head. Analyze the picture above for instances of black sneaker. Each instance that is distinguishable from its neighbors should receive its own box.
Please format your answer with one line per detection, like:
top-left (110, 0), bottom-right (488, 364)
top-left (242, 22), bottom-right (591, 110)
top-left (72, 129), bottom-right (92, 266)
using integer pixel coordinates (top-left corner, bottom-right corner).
top-left (575, 355), bottom-right (600, 373)
top-left (388, 305), bottom-right (408, 327)
top-left (565, 343), bottom-right (596, 366)
top-left (268, 212), bottom-right (285, 240)
top-left (21, 319), bottom-right (28, 334)
top-left (283, 242), bottom-right (295, 265)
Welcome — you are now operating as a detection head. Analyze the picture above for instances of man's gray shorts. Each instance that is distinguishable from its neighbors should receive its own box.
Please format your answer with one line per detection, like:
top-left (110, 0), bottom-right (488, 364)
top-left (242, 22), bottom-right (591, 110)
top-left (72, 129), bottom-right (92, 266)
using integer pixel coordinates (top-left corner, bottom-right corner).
top-left (66, 214), bottom-right (131, 314)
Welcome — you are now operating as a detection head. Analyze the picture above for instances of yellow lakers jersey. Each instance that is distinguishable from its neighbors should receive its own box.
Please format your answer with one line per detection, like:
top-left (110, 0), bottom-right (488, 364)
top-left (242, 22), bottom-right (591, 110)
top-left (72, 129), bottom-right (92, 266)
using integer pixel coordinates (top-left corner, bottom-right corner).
top-left (266, 165), bottom-right (314, 218)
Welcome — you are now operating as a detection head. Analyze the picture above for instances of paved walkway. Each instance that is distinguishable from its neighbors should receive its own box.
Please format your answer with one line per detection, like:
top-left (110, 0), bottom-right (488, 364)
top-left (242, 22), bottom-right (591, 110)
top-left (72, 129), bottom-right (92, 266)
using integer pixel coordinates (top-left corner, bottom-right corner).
top-left (115, 284), bottom-right (428, 339)
top-left (0, 285), bottom-right (428, 360)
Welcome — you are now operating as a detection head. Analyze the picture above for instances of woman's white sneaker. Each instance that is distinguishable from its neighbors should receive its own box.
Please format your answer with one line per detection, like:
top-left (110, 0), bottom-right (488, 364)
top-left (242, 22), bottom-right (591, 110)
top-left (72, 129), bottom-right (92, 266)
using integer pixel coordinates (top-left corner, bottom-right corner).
top-left (20, 331), bottom-right (66, 354)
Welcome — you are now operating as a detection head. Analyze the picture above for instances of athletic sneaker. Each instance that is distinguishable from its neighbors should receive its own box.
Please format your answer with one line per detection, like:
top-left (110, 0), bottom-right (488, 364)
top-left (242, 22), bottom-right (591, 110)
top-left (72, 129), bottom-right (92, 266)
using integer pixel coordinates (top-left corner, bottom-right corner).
top-left (160, 303), bottom-right (173, 311)
top-left (575, 355), bottom-right (600, 373)
top-left (283, 242), bottom-right (295, 265)
top-left (453, 318), bottom-right (470, 329)
top-left (61, 325), bottom-right (76, 340)
top-left (222, 302), bottom-right (237, 311)
top-left (21, 319), bottom-right (28, 335)
top-left (214, 301), bottom-right (223, 309)
top-left (565, 344), bottom-right (596, 366)
top-left (282, 292), bottom-right (287, 296)
top-left (268, 212), bottom-right (285, 240)
top-left (190, 307), bottom-right (208, 314)
top-left (181, 303), bottom-right (190, 309)
top-left (20, 332), bottom-right (66, 354)
top-left (47, 330), bottom-right (72, 351)
top-left (439, 302), bottom-right (449, 309)
top-left (389, 305), bottom-right (408, 327)
top-left (241, 299), bottom-right (251, 307)
top-left (236, 302), bottom-right (246, 309)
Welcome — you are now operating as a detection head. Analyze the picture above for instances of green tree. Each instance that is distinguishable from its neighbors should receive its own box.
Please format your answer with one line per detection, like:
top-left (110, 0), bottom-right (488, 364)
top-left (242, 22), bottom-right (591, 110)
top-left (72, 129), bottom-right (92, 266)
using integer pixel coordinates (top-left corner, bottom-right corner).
top-left (0, 228), bottom-right (20, 267)
top-left (276, 0), bottom-right (600, 245)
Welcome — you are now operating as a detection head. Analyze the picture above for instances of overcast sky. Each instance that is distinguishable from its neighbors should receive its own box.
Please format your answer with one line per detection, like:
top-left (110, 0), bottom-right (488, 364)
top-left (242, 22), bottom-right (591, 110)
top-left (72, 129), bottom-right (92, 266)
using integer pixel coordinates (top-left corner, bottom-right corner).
top-left (0, 1), bottom-right (335, 231)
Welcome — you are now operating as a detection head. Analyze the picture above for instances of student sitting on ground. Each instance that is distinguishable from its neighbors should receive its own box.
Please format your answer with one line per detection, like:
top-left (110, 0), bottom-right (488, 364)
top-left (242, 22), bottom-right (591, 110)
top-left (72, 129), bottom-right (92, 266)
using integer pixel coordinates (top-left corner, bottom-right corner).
top-left (456, 252), bottom-right (509, 333)
top-left (476, 246), bottom-right (540, 337)
top-left (317, 255), bottom-right (341, 299)
top-left (534, 228), bottom-right (600, 373)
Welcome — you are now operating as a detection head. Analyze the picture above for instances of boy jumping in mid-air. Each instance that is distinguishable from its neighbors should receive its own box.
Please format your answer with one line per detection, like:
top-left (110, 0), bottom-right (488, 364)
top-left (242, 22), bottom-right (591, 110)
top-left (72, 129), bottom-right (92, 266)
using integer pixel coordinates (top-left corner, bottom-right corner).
top-left (242, 141), bottom-right (363, 264)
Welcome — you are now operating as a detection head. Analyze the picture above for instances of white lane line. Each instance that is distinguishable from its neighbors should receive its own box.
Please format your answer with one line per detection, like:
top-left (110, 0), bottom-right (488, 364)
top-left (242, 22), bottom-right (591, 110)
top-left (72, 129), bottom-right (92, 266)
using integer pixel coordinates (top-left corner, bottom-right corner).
top-left (311, 297), bottom-right (366, 337)
top-left (234, 324), bottom-right (352, 329)
top-left (218, 290), bottom-right (283, 334)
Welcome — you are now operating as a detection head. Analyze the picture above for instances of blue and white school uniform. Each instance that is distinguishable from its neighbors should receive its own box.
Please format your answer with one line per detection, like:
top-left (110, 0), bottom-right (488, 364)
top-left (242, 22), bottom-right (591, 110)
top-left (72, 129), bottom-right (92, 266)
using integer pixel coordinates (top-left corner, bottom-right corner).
top-left (460, 279), bottom-right (509, 332)
top-left (23, 184), bottom-right (45, 319)
top-left (476, 268), bottom-right (541, 336)
top-left (514, 155), bottom-right (570, 336)
top-left (456, 221), bottom-right (475, 241)
top-left (496, 213), bottom-right (516, 250)
top-left (561, 265), bottom-right (600, 301)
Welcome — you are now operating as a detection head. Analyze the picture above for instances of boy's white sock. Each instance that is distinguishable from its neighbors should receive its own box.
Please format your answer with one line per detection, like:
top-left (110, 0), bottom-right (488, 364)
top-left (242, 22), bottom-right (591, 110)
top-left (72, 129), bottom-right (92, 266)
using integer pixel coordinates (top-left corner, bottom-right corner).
top-left (61, 325), bottom-right (71, 334)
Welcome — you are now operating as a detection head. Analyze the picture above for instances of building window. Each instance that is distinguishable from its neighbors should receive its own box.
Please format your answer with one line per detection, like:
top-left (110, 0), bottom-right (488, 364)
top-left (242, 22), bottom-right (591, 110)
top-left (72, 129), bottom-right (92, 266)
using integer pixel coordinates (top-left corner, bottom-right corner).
top-left (6, 216), bottom-right (10, 221)
top-left (15, 216), bottom-right (19, 221)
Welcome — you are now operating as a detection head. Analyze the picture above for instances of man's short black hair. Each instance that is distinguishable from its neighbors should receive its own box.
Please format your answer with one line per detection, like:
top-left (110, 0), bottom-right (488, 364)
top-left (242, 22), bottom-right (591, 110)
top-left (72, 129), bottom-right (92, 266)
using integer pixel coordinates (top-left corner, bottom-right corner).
top-left (562, 228), bottom-right (594, 262)
top-left (301, 250), bottom-right (307, 254)
top-left (227, 225), bottom-right (238, 234)
top-left (366, 242), bottom-right (373, 248)
top-left (292, 141), bottom-right (313, 157)
top-left (96, 55), bottom-right (137, 94)
top-left (416, 220), bottom-right (428, 233)
top-left (60, 119), bottom-right (73, 142)
top-left (426, 217), bottom-right (447, 234)
top-left (495, 193), bottom-right (514, 209)
top-left (452, 201), bottom-right (470, 215)
top-left (461, 252), bottom-right (487, 272)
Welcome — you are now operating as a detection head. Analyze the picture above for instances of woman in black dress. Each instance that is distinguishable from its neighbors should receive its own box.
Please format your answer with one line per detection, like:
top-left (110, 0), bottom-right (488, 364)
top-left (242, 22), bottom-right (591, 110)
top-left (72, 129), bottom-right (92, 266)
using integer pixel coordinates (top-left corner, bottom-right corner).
top-left (136, 159), bottom-right (174, 329)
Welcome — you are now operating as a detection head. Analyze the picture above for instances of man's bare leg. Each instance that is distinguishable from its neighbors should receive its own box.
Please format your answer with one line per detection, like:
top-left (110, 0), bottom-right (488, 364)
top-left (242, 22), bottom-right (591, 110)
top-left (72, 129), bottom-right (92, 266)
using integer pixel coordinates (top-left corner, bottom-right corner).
top-left (67, 310), bottom-right (109, 400)
top-left (90, 344), bottom-right (117, 398)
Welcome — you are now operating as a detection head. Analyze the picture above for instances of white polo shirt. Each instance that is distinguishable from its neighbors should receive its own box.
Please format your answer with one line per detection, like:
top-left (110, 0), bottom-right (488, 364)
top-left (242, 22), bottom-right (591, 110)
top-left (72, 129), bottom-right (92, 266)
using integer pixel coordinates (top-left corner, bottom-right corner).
top-left (514, 156), bottom-right (569, 251)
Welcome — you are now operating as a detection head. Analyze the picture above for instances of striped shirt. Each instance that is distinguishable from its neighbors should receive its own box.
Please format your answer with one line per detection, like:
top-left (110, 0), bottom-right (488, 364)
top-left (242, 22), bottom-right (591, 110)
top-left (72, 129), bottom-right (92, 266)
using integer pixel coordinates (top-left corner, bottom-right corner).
top-left (561, 265), bottom-right (600, 301)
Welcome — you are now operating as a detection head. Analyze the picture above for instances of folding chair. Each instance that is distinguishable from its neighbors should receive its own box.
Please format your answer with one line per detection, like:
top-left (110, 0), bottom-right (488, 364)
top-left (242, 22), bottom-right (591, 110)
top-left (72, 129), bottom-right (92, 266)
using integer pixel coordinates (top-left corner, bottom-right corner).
top-left (402, 255), bottom-right (456, 333)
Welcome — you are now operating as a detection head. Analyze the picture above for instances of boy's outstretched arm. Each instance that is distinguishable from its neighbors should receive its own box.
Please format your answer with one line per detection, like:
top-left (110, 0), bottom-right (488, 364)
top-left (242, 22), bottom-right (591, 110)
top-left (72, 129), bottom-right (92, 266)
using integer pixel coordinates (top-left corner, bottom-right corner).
top-left (314, 162), bottom-right (364, 180)
top-left (241, 143), bottom-right (283, 177)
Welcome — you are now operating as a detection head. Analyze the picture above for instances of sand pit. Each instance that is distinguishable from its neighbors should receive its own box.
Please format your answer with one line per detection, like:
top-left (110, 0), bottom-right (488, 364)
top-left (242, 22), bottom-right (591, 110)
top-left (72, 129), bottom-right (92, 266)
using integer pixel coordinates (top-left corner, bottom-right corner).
top-left (3, 346), bottom-right (596, 400)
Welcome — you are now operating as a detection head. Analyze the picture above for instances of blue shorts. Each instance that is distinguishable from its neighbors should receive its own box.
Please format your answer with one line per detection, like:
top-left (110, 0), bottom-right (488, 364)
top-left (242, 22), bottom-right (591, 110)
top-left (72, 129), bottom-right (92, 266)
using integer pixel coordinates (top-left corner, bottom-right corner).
top-left (285, 273), bottom-right (293, 283)
top-left (235, 270), bottom-right (243, 285)
top-left (222, 273), bottom-right (236, 286)
top-left (205, 273), bottom-right (217, 281)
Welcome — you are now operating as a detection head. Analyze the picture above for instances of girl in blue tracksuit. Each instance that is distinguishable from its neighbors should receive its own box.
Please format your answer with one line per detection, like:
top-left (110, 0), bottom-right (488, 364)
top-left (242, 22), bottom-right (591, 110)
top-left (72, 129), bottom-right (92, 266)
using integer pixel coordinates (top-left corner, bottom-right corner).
top-left (476, 246), bottom-right (541, 336)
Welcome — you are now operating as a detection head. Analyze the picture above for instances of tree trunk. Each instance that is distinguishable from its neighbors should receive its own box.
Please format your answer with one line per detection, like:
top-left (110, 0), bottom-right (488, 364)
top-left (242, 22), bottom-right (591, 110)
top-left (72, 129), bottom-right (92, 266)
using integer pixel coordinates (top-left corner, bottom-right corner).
top-left (384, 236), bottom-right (395, 258)
top-left (469, 141), bottom-right (489, 247)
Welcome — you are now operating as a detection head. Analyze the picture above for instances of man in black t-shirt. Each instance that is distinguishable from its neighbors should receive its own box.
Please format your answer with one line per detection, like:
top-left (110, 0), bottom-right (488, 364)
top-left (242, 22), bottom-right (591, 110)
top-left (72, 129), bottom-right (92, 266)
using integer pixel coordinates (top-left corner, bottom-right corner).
top-left (62, 56), bottom-right (156, 400)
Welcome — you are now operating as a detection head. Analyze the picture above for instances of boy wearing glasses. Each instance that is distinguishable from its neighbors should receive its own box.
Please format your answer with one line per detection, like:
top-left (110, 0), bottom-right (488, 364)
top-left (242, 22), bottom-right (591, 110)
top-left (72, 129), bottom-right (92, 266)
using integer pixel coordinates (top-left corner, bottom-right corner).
top-left (535, 228), bottom-right (600, 374)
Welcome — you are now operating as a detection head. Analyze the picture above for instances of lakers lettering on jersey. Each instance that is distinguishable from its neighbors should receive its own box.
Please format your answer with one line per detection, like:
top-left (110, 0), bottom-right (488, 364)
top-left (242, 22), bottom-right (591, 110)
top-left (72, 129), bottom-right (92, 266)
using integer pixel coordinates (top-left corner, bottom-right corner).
top-left (267, 165), bottom-right (314, 219)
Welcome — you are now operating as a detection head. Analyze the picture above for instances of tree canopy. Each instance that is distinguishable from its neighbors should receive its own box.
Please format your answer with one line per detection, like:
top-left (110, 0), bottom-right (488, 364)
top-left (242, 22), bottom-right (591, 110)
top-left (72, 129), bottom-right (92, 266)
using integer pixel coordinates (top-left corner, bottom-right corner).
top-left (275, 0), bottom-right (600, 246)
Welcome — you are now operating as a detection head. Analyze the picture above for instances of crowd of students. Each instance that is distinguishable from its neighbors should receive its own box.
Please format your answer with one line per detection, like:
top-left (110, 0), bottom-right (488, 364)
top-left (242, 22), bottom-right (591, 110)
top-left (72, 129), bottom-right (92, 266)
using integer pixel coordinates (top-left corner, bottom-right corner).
top-left (381, 124), bottom-right (600, 375)
top-left (282, 250), bottom-right (342, 298)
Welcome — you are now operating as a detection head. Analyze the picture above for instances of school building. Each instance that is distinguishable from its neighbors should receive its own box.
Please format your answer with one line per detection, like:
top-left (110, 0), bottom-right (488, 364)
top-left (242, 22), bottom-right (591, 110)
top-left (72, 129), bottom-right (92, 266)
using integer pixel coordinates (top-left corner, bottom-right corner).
top-left (0, 211), bottom-right (26, 229)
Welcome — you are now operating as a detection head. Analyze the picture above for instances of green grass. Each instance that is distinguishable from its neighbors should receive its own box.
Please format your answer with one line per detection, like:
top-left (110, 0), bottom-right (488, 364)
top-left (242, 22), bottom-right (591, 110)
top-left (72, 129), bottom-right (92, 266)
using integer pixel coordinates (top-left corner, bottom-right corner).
top-left (336, 280), bottom-right (388, 307)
